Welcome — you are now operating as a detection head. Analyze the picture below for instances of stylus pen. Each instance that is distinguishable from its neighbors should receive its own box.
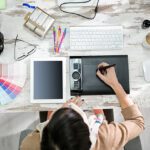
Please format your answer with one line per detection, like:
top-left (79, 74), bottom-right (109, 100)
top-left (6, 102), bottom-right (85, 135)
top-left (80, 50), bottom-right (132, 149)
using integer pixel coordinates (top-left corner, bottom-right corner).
top-left (96, 64), bottom-right (116, 73)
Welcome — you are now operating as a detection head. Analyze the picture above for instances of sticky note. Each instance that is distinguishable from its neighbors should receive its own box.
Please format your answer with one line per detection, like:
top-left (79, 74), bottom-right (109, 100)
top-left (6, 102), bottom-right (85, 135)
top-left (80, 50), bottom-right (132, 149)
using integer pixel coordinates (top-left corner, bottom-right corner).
top-left (0, 0), bottom-right (6, 9)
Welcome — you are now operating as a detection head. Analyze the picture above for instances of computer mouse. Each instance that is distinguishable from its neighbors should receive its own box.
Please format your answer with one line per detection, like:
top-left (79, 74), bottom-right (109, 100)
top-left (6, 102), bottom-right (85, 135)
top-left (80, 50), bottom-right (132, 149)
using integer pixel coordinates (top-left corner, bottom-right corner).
top-left (0, 32), bottom-right (4, 55)
top-left (143, 60), bottom-right (150, 82)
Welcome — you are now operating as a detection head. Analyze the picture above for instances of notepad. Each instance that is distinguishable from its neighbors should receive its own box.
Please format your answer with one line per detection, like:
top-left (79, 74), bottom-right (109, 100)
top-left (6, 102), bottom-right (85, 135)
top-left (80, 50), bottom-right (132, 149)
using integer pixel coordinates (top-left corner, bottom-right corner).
top-left (0, 0), bottom-right (6, 9)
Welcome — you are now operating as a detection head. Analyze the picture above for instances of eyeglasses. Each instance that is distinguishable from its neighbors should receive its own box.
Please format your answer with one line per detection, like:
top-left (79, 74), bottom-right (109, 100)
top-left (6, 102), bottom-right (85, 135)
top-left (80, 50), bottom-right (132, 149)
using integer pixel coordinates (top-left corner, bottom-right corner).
top-left (142, 20), bottom-right (150, 29)
top-left (14, 35), bottom-right (37, 61)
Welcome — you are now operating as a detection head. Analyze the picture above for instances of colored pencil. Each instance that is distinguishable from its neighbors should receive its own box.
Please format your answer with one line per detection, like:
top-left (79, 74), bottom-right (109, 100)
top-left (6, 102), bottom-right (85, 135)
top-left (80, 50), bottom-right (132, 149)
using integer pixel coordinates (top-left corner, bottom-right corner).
top-left (53, 27), bottom-right (56, 52)
top-left (56, 26), bottom-right (61, 53)
top-left (58, 28), bottom-right (67, 52)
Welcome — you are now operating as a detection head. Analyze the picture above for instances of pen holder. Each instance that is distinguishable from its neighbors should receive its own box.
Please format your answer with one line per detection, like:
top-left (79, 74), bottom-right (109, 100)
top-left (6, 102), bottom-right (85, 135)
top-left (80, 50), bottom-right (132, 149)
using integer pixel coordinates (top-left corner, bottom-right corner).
top-left (53, 26), bottom-right (67, 54)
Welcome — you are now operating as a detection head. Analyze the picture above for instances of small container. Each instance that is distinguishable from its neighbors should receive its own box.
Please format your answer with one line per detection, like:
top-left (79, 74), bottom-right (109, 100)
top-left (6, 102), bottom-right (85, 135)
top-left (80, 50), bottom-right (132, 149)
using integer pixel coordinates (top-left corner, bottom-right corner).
top-left (24, 7), bottom-right (55, 38)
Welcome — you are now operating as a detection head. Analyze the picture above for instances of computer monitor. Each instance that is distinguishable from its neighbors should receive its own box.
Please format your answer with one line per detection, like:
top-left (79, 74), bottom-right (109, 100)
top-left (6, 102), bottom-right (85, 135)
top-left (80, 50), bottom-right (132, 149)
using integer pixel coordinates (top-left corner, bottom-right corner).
top-left (30, 57), bottom-right (66, 103)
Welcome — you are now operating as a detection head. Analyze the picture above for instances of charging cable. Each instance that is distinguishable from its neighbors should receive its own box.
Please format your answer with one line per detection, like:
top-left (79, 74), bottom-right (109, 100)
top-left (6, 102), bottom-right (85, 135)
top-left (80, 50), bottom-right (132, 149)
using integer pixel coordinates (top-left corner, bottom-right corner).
top-left (59, 0), bottom-right (99, 20)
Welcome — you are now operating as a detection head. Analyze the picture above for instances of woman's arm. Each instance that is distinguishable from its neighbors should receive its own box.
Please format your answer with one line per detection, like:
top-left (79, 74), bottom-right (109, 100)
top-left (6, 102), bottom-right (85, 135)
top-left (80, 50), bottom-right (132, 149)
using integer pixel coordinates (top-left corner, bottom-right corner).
top-left (95, 62), bottom-right (144, 149)
top-left (96, 62), bottom-right (134, 109)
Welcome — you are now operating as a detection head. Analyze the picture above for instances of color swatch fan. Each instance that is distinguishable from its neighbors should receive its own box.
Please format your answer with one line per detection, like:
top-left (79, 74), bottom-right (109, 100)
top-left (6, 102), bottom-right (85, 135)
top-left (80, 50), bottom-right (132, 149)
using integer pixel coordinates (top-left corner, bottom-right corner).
top-left (0, 63), bottom-right (27, 105)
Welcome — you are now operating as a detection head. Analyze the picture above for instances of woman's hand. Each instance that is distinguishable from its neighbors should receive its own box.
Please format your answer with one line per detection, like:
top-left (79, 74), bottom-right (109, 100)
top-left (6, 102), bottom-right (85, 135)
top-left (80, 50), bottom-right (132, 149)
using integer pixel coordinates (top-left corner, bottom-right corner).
top-left (96, 62), bottom-right (119, 88)
top-left (63, 96), bottom-right (84, 108)
top-left (96, 62), bottom-right (134, 109)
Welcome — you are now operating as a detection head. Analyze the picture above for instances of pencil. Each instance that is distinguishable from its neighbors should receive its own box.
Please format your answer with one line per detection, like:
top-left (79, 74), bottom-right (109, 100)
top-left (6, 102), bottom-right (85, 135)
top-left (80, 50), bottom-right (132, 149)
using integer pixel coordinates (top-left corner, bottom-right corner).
top-left (58, 28), bottom-right (67, 52)
top-left (53, 27), bottom-right (56, 52)
top-left (56, 26), bottom-right (61, 53)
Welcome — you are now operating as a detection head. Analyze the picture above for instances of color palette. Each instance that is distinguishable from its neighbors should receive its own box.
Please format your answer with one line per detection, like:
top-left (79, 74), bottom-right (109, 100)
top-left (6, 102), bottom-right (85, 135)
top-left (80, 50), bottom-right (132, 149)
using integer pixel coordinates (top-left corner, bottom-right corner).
top-left (0, 63), bottom-right (27, 105)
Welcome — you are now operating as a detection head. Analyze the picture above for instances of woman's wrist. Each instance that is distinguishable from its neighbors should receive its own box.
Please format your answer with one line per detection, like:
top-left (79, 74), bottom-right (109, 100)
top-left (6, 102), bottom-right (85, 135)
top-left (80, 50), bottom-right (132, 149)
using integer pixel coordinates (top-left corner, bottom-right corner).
top-left (110, 81), bottom-right (121, 91)
top-left (110, 82), bottom-right (134, 109)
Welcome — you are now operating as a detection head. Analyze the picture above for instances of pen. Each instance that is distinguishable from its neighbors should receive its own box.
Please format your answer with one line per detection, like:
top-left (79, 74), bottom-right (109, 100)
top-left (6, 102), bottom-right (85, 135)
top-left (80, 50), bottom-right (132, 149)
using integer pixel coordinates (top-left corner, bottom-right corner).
top-left (58, 28), bottom-right (67, 52)
top-left (56, 26), bottom-right (61, 53)
top-left (53, 27), bottom-right (56, 52)
top-left (96, 64), bottom-right (116, 74)
top-left (22, 3), bottom-right (36, 9)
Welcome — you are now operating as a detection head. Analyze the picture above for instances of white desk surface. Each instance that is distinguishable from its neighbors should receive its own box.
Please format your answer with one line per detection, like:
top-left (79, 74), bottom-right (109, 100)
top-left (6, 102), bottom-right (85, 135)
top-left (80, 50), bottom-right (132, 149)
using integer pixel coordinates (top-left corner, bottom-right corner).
top-left (0, 0), bottom-right (150, 112)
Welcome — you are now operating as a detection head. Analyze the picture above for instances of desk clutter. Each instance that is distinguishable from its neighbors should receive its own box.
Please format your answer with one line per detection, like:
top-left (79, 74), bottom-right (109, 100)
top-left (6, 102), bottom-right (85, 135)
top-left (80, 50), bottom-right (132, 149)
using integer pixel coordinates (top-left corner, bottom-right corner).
top-left (1, 0), bottom-right (150, 106)
top-left (0, 63), bottom-right (27, 105)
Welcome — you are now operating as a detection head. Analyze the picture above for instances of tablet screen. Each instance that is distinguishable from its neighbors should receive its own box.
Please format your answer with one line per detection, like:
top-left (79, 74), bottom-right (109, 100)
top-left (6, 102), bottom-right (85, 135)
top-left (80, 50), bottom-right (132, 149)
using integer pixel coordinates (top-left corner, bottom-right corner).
top-left (33, 61), bottom-right (63, 99)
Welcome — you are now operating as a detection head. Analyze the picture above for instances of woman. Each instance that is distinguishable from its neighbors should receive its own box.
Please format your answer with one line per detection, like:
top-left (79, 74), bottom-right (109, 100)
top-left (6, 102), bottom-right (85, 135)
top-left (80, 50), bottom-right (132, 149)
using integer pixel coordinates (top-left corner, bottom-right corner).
top-left (20, 62), bottom-right (144, 150)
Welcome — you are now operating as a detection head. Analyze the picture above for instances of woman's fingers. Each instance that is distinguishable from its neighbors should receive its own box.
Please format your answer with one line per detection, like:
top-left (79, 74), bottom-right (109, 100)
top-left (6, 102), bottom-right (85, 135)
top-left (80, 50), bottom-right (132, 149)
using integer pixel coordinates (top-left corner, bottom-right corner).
top-left (76, 98), bottom-right (84, 107)
top-left (66, 96), bottom-right (84, 106)
top-left (97, 62), bottom-right (109, 68)
top-left (96, 69), bottom-right (106, 81)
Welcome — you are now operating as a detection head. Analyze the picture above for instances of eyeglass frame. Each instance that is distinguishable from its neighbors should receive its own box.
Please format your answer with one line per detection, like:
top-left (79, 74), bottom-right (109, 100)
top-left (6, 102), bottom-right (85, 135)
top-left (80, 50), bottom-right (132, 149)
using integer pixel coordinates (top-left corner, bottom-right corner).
top-left (14, 34), bottom-right (37, 61)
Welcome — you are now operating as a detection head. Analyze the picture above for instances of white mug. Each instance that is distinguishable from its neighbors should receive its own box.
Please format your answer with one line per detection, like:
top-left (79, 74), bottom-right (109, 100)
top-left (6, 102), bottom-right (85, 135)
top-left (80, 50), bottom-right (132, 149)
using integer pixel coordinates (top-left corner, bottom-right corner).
top-left (142, 33), bottom-right (150, 49)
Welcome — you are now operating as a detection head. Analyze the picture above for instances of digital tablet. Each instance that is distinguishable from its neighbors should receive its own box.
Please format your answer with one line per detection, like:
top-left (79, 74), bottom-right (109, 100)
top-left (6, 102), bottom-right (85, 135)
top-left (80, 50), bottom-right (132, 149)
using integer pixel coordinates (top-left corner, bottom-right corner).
top-left (30, 57), bottom-right (66, 103)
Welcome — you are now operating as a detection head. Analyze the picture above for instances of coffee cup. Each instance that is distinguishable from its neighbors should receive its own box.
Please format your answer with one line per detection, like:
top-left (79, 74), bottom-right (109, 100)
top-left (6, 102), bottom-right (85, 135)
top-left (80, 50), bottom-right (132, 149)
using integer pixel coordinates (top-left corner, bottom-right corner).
top-left (142, 33), bottom-right (150, 49)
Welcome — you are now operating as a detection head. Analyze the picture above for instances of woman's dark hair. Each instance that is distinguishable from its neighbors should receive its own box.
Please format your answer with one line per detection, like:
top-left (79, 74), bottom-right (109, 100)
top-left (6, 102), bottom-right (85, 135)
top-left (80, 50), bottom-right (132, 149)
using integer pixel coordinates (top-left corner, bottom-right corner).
top-left (41, 108), bottom-right (91, 150)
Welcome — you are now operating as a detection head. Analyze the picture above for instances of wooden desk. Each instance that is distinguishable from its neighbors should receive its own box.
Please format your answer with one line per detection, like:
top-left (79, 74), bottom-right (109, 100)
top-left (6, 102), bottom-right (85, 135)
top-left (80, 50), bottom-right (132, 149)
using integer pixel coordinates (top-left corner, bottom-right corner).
top-left (0, 0), bottom-right (150, 112)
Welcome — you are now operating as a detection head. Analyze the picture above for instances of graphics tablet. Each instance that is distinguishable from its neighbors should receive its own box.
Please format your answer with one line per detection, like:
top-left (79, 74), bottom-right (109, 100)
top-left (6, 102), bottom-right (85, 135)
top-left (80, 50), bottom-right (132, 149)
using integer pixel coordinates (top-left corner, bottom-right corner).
top-left (70, 55), bottom-right (129, 95)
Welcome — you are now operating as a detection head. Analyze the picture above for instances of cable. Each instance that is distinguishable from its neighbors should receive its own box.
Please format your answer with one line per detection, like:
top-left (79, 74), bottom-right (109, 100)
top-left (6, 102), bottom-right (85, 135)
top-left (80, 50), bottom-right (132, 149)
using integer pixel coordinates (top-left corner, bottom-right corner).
top-left (59, 0), bottom-right (99, 20)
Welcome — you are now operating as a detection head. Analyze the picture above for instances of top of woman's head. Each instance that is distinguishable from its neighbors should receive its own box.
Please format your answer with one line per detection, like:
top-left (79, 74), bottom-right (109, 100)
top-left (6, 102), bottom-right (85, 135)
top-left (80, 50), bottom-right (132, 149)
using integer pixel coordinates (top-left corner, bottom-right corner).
top-left (41, 107), bottom-right (91, 150)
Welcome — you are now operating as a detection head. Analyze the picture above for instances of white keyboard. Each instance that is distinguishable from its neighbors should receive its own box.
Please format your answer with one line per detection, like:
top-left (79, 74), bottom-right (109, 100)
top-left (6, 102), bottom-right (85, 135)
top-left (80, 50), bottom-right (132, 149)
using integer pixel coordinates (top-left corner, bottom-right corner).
top-left (70, 26), bottom-right (123, 50)
top-left (57, 0), bottom-right (120, 7)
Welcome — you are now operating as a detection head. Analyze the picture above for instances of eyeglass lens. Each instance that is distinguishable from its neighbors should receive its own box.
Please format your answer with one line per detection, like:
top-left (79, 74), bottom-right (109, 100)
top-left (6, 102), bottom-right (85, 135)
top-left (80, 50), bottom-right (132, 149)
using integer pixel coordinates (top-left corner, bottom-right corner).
top-left (14, 35), bottom-right (36, 61)
top-left (142, 20), bottom-right (150, 29)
